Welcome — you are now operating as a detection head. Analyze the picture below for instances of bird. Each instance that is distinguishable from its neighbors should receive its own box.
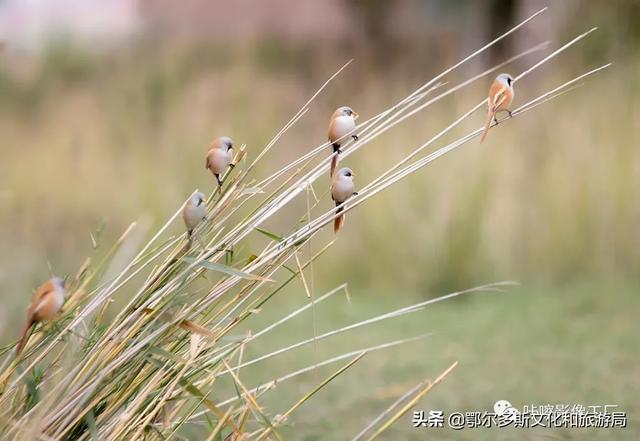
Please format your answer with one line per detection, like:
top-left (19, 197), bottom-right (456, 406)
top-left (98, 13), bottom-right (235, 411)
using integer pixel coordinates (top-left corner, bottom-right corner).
top-left (331, 167), bottom-right (358, 234)
top-left (16, 277), bottom-right (66, 356)
top-left (480, 73), bottom-right (515, 143)
top-left (328, 106), bottom-right (359, 177)
top-left (206, 136), bottom-right (234, 188)
top-left (182, 191), bottom-right (208, 238)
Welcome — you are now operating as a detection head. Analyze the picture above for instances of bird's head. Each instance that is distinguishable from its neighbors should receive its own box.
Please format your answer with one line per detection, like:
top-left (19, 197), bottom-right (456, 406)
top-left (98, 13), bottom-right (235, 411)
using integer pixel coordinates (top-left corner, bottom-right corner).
top-left (211, 136), bottom-right (234, 152)
top-left (496, 73), bottom-right (514, 87)
top-left (191, 191), bottom-right (207, 207)
top-left (51, 277), bottom-right (67, 295)
top-left (334, 106), bottom-right (359, 119)
top-left (337, 167), bottom-right (355, 181)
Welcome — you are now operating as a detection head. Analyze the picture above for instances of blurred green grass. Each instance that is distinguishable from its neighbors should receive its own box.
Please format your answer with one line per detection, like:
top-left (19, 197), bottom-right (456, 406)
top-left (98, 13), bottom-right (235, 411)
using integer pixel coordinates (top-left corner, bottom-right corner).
top-left (1, 42), bottom-right (638, 300)
top-left (198, 280), bottom-right (638, 440)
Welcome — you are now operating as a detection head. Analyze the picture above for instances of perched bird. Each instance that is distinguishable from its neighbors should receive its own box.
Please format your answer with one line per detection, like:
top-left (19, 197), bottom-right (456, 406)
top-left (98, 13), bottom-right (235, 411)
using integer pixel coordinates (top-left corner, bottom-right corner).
top-left (331, 167), bottom-right (358, 234)
top-left (16, 277), bottom-right (66, 356)
top-left (480, 73), bottom-right (515, 143)
top-left (206, 136), bottom-right (234, 188)
top-left (328, 106), bottom-right (359, 177)
top-left (182, 192), bottom-right (208, 238)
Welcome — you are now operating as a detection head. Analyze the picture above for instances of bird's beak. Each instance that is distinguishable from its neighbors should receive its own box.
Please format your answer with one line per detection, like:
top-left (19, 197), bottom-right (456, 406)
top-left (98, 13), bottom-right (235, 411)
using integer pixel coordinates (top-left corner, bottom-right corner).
top-left (351, 172), bottom-right (356, 177)
top-left (353, 112), bottom-right (359, 120)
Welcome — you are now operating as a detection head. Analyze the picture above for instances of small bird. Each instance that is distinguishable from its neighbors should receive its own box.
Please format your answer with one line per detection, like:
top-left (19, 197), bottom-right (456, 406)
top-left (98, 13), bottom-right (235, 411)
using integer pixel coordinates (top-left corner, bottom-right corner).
top-left (328, 106), bottom-right (359, 177)
top-left (206, 136), bottom-right (234, 188)
top-left (331, 167), bottom-right (358, 234)
top-left (182, 191), bottom-right (208, 238)
top-left (16, 277), bottom-right (66, 356)
top-left (480, 73), bottom-right (515, 143)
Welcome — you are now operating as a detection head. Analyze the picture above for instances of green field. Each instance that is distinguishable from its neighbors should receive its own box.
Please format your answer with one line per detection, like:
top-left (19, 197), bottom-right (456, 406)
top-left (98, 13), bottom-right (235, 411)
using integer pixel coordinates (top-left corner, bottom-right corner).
top-left (177, 280), bottom-right (638, 440)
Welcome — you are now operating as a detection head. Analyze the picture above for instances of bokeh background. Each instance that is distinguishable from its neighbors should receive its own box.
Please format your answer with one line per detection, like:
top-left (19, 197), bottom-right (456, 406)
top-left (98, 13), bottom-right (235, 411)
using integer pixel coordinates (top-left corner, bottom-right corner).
top-left (0, 0), bottom-right (638, 439)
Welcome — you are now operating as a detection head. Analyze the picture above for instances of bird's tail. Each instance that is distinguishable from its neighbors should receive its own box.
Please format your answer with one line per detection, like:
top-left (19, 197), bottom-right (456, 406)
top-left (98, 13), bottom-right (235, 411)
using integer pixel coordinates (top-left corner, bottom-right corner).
top-left (334, 205), bottom-right (345, 234)
top-left (330, 156), bottom-right (338, 178)
top-left (181, 237), bottom-right (193, 255)
top-left (480, 108), bottom-right (494, 143)
top-left (16, 319), bottom-right (34, 356)
top-left (330, 143), bottom-right (340, 177)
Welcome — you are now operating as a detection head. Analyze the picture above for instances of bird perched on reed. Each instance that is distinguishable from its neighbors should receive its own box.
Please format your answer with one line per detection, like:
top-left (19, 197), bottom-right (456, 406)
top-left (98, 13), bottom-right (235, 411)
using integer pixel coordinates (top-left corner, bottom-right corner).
top-left (183, 192), bottom-right (208, 239)
top-left (206, 136), bottom-right (234, 188)
top-left (328, 106), bottom-right (359, 177)
top-left (481, 73), bottom-right (515, 143)
top-left (331, 167), bottom-right (358, 234)
top-left (16, 277), bottom-right (66, 356)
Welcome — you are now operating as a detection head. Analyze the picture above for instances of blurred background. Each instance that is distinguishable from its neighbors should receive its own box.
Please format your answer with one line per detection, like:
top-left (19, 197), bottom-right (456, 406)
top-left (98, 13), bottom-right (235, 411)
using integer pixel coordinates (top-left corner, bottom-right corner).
top-left (0, 0), bottom-right (638, 439)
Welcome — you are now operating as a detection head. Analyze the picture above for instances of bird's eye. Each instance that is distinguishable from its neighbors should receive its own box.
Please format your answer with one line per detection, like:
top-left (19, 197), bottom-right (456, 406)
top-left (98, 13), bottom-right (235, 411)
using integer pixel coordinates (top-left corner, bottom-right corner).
top-left (507, 78), bottom-right (512, 86)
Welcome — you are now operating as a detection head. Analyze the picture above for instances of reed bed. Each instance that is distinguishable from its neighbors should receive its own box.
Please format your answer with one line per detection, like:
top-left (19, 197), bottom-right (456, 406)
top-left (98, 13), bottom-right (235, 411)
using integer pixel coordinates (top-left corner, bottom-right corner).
top-left (0, 7), bottom-right (608, 440)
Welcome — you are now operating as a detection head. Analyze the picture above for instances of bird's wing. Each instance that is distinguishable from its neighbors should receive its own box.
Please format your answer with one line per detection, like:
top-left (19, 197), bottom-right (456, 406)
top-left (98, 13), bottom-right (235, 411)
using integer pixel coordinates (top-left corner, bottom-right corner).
top-left (28, 283), bottom-right (55, 318)
top-left (489, 83), bottom-right (508, 113)
top-left (481, 86), bottom-right (502, 143)
top-left (328, 118), bottom-right (337, 143)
